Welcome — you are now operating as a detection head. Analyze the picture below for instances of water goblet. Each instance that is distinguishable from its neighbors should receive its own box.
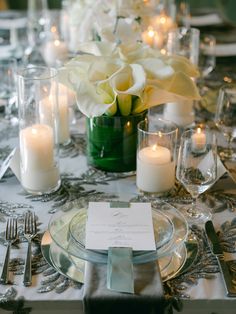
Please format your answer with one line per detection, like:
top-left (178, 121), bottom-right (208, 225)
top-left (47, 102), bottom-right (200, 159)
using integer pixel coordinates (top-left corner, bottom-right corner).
top-left (0, 58), bottom-right (18, 124)
top-left (176, 127), bottom-right (217, 224)
top-left (215, 84), bottom-right (236, 160)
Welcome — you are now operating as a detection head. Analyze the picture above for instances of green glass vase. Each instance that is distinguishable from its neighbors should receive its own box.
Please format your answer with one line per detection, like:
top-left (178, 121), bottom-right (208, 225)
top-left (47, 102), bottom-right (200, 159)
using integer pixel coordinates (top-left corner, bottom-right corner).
top-left (86, 111), bottom-right (148, 172)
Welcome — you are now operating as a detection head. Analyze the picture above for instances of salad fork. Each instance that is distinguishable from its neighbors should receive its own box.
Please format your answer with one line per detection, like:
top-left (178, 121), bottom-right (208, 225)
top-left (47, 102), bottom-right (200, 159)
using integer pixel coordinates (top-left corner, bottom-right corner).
top-left (0, 218), bottom-right (18, 284)
top-left (23, 211), bottom-right (37, 287)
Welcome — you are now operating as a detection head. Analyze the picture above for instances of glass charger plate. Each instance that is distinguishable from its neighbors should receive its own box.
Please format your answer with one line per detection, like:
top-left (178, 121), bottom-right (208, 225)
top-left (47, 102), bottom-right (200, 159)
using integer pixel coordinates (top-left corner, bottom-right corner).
top-left (41, 231), bottom-right (197, 283)
top-left (49, 202), bottom-right (188, 264)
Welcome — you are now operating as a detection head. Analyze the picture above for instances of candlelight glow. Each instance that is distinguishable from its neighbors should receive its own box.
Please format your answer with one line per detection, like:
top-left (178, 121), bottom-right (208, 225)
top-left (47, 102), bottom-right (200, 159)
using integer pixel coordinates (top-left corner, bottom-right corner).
top-left (54, 40), bottom-right (60, 47)
top-left (152, 144), bottom-right (157, 151)
top-left (51, 26), bottom-right (57, 33)
top-left (197, 127), bottom-right (201, 134)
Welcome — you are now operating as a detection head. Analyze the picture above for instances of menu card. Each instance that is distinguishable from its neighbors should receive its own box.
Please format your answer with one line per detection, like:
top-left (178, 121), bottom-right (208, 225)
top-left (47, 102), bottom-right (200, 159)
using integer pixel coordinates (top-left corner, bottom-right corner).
top-left (85, 202), bottom-right (156, 251)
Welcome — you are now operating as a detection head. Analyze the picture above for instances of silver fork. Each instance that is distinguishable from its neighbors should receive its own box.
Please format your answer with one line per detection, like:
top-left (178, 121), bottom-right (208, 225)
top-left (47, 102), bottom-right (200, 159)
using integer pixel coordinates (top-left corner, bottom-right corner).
top-left (23, 211), bottom-right (37, 287)
top-left (0, 218), bottom-right (18, 284)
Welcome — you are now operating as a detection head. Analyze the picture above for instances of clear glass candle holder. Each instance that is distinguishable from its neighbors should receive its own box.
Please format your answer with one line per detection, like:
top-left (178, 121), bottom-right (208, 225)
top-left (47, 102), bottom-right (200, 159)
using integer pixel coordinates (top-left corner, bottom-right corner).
top-left (136, 118), bottom-right (178, 195)
top-left (17, 66), bottom-right (61, 195)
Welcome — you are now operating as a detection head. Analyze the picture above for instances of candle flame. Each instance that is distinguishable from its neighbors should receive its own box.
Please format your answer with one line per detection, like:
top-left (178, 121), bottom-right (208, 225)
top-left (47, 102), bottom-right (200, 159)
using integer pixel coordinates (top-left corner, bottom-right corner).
top-left (152, 144), bottom-right (158, 151)
top-left (160, 16), bottom-right (167, 24)
top-left (51, 26), bottom-right (57, 33)
top-left (147, 27), bottom-right (155, 38)
top-left (160, 48), bottom-right (166, 55)
top-left (31, 128), bottom-right (38, 135)
top-left (197, 127), bottom-right (202, 134)
top-left (54, 39), bottom-right (60, 47)
top-left (158, 131), bottom-right (162, 138)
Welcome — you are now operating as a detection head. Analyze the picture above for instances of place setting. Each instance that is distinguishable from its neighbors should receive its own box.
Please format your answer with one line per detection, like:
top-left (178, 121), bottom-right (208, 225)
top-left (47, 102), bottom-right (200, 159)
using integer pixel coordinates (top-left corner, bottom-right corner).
top-left (1, 1), bottom-right (236, 313)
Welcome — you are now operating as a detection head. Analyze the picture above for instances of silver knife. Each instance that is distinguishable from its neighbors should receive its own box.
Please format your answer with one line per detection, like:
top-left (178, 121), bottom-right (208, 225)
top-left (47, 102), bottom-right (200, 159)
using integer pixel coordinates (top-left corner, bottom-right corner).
top-left (205, 220), bottom-right (236, 297)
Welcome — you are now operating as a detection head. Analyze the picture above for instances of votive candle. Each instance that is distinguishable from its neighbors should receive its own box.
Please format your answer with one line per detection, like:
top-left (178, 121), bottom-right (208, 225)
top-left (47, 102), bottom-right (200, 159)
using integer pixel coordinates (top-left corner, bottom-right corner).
top-left (20, 124), bottom-right (60, 192)
top-left (137, 145), bottom-right (175, 193)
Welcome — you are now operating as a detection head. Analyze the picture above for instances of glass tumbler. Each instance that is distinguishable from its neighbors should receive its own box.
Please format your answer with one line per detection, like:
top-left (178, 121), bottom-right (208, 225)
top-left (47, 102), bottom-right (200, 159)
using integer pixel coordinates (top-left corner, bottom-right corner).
top-left (17, 66), bottom-right (61, 194)
top-left (136, 118), bottom-right (178, 195)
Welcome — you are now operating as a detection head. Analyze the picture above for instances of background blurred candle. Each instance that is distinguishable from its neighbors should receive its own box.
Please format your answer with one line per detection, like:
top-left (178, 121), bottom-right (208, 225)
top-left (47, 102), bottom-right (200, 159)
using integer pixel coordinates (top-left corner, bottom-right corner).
top-left (43, 39), bottom-right (68, 67)
top-left (137, 145), bottom-right (175, 193)
top-left (20, 124), bottom-right (60, 192)
top-left (154, 13), bottom-right (175, 33)
top-left (163, 100), bottom-right (194, 127)
top-left (192, 127), bottom-right (206, 152)
top-left (142, 27), bottom-right (163, 49)
top-left (39, 83), bottom-right (70, 144)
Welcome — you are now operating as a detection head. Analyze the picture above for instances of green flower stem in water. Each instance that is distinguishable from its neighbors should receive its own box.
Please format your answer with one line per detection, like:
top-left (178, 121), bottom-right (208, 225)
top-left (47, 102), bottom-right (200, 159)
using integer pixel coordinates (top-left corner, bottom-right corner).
top-left (86, 111), bottom-right (147, 172)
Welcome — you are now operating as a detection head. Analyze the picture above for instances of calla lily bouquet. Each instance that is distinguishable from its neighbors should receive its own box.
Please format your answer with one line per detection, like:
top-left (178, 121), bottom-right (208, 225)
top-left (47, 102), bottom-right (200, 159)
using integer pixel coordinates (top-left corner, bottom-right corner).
top-left (60, 41), bottom-right (200, 117)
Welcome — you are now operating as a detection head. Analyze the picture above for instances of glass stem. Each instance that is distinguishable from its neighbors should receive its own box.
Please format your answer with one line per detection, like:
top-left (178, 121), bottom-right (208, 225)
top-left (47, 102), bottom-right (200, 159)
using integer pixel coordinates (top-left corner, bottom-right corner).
top-left (187, 197), bottom-right (200, 218)
top-left (226, 135), bottom-right (233, 157)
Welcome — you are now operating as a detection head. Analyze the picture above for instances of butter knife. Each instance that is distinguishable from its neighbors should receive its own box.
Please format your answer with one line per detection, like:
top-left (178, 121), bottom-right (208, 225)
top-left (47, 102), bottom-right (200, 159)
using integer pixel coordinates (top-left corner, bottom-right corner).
top-left (205, 220), bottom-right (236, 297)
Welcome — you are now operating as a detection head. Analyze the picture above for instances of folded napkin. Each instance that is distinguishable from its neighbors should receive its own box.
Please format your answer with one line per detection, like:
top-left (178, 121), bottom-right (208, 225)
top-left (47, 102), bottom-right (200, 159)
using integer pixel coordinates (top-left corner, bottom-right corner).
top-left (83, 261), bottom-right (166, 314)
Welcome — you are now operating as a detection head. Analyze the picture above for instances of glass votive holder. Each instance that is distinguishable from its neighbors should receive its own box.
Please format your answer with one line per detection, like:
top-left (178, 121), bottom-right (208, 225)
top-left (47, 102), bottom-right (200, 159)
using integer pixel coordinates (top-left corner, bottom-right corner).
top-left (136, 118), bottom-right (178, 196)
top-left (17, 66), bottom-right (61, 195)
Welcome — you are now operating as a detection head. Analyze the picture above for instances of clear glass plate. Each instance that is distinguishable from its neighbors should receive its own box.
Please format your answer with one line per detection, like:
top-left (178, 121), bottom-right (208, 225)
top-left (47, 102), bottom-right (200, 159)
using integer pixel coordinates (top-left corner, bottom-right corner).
top-left (49, 202), bottom-right (188, 264)
top-left (47, 235), bottom-right (187, 283)
top-left (69, 206), bottom-right (174, 255)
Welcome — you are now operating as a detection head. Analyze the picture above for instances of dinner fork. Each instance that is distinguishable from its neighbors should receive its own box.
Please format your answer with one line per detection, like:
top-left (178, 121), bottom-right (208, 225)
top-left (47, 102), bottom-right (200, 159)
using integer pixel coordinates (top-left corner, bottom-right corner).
top-left (0, 217), bottom-right (18, 284)
top-left (23, 211), bottom-right (37, 287)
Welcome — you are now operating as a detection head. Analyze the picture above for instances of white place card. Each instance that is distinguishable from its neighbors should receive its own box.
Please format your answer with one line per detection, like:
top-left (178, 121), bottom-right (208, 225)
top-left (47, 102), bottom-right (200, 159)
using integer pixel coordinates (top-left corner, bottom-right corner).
top-left (85, 202), bottom-right (156, 251)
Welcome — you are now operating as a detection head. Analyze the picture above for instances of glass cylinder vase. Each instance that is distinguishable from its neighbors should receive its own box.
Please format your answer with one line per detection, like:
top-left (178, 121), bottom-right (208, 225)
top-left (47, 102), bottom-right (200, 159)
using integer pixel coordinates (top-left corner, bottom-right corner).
top-left (17, 66), bottom-right (61, 194)
top-left (86, 110), bottom-right (148, 173)
top-left (136, 118), bottom-right (178, 195)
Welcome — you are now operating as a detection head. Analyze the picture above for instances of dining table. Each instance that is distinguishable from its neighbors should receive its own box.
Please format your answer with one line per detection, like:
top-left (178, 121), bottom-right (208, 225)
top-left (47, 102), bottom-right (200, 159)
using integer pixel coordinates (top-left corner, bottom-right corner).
top-left (0, 7), bottom-right (236, 314)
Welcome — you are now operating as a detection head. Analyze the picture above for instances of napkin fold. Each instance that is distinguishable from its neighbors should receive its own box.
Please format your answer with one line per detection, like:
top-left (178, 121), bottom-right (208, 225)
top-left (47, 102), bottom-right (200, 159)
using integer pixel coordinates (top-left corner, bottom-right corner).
top-left (83, 261), bottom-right (166, 314)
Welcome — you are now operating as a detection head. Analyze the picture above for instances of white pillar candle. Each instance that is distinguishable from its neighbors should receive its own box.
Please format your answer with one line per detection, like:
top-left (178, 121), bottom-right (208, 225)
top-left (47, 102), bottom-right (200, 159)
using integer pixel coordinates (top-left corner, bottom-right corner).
top-left (192, 127), bottom-right (206, 152)
top-left (163, 100), bottom-right (194, 127)
top-left (20, 124), bottom-right (60, 192)
top-left (136, 145), bottom-right (175, 193)
top-left (43, 39), bottom-right (68, 66)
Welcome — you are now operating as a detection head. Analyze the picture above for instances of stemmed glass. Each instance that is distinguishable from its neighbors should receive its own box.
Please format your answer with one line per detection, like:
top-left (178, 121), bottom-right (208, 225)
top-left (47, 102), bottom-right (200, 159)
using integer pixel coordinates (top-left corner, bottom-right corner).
top-left (166, 27), bottom-right (200, 66)
top-left (199, 34), bottom-right (216, 79)
top-left (215, 84), bottom-right (236, 160)
top-left (24, 0), bottom-right (49, 65)
top-left (176, 127), bottom-right (217, 224)
top-left (198, 34), bottom-right (216, 95)
top-left (0, 58), bottom-right (18, 124)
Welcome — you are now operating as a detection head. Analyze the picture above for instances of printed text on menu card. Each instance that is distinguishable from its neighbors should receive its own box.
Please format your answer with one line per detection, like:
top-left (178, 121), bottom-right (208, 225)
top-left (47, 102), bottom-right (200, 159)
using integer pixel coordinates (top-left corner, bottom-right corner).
top-left (85, 202), bottom-right (156, 251)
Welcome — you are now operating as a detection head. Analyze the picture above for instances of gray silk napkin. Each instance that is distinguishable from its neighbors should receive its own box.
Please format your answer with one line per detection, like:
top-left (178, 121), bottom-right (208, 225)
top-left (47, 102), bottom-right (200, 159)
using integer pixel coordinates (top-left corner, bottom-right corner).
top-left (82, 260), bottom-right (166, 314)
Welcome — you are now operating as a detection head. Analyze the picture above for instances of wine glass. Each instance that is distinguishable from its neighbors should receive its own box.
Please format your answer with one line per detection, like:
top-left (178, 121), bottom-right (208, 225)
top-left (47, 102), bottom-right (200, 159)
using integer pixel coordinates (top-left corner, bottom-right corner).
top-left (0, 58), bottom-right (18, 124)
top-left (176, 127), bottom-right (217, 224)
top-left (166, 27), bottom-right (200, 66)
top-left (215, 84), bottom-right (236, 160)
top-left (24, 0), bottom-right (49, 66)
top-left (198, 34), bottom-right (216, 95)
top-left (199, 34), bottom-right (216, 79)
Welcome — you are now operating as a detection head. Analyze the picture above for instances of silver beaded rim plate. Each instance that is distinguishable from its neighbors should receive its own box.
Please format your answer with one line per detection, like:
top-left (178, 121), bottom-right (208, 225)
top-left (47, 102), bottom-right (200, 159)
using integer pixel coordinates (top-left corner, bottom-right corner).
top-left (41, 230), bottom-right (198, 283)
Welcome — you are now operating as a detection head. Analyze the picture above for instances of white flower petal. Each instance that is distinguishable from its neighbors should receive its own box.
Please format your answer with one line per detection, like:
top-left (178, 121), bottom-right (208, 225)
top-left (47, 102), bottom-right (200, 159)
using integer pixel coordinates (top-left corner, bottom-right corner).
top-left (88, 57), bottom-right (123, 82)
top-left (165, 55), bottom-right (199, 77)
top-left (76, 41), bottom-right (117, 57)
top-left (110, 64), bottom-right (146, 97)
top-left (137, 58), bottom-right (174, 79)
top-left (76, 80), bottom-right (116, 117)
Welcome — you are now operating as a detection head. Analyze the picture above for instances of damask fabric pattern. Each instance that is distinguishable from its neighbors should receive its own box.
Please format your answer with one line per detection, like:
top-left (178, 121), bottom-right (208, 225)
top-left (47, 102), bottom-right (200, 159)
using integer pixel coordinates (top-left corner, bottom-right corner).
top-left (0, 111), bottom-right (236, 314)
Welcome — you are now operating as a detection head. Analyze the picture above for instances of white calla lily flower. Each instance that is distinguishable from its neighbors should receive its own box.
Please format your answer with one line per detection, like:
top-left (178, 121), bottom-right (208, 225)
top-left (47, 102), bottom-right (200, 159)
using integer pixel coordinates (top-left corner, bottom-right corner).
top-left (110, 64), bottom-right (146, 115)
top-left (61, 41), bottom-right (201, 117)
